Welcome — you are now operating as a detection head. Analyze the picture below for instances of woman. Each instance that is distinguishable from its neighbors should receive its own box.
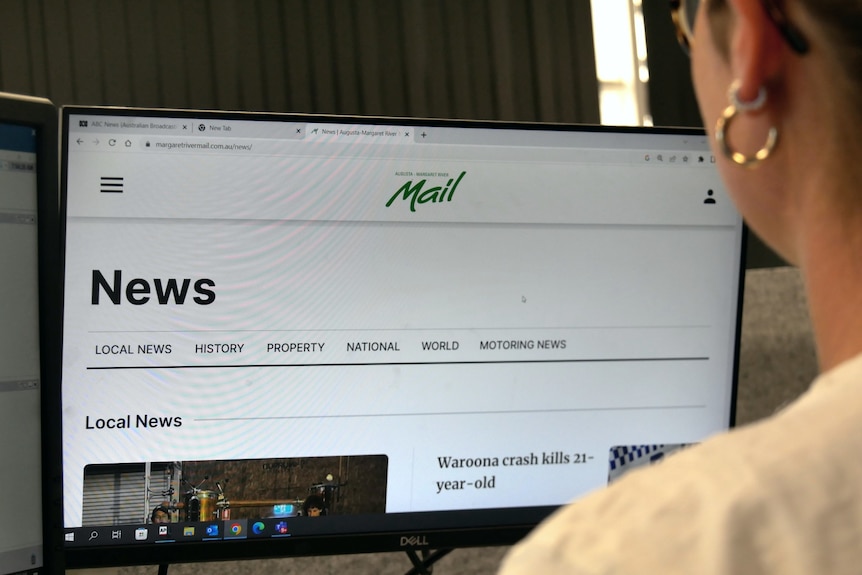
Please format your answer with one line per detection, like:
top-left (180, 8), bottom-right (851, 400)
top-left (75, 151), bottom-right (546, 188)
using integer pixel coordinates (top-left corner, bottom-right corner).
top-left (499, 1), bottom-right (862, 573)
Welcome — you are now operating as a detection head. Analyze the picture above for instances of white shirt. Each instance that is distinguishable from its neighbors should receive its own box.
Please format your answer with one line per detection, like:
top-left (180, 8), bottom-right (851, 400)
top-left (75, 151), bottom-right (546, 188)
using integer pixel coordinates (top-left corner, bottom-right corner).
top-left (498, 353), bottom-right (862, 575)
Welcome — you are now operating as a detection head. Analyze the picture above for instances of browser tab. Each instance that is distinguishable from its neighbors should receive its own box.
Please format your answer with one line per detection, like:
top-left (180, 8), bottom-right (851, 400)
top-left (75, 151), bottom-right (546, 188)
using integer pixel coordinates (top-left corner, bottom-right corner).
top-left (305, 123), bottom-right (415, 145)
top-left (190, 119), bottom-right (303, 140)
top-left (69, 116), bottom-right (192, 136)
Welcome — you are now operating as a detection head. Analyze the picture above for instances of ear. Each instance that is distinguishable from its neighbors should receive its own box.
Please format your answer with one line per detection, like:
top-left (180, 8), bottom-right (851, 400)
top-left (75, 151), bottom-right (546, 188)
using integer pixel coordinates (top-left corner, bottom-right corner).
top-left (725, 0), bottom-right (785, 102)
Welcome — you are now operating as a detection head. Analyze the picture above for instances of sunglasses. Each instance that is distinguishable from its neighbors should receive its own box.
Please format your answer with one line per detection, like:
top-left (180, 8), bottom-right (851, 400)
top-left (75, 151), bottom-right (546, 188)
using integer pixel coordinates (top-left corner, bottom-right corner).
top-left (670, 0), bottom-right (809, 55)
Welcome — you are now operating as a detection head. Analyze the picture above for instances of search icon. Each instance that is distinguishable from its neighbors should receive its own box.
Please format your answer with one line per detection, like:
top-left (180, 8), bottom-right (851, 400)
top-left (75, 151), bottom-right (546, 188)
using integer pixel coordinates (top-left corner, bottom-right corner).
top-left (89, 530), bottom-right (98, 541)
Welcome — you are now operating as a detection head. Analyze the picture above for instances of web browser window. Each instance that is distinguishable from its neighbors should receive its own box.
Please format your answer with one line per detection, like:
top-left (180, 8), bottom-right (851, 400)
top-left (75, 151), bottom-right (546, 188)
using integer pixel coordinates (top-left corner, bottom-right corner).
top-left (60, 110), bottom-right (743, 556)
top-left (0, 122), bottom-right (43, 575)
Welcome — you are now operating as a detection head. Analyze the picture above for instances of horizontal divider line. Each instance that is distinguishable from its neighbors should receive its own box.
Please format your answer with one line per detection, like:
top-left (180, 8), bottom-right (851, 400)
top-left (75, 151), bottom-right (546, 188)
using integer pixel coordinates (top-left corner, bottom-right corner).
top-left (195, 404), bottom-right (707, 422)
top-left (87, 324), bottom-right (711, 334)
top-left (86, 356), bottom-right (709, 370)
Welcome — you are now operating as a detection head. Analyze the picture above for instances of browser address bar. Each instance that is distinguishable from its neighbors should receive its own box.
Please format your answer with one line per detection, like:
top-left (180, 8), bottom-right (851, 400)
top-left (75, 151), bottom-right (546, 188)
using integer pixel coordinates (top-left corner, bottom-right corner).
top-left (147, 139), bottom-right (255, 152)
top-left (69, 132), bottom-right (710, 168)
top-left (112, 136), bottom-right (673, 167)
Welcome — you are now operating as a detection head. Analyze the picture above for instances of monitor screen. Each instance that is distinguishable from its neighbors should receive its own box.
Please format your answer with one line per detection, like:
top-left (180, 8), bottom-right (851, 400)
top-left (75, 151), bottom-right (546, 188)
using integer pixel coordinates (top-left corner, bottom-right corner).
top-left (0, 92), bottom-right (59, 575)
top-left (59, 108), bottom-right (744, 567)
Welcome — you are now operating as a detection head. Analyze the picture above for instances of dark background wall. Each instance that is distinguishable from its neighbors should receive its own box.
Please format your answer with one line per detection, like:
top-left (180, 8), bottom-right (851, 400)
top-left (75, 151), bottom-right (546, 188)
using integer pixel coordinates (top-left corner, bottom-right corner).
top-left (0, 0), bottom-right (599, 123)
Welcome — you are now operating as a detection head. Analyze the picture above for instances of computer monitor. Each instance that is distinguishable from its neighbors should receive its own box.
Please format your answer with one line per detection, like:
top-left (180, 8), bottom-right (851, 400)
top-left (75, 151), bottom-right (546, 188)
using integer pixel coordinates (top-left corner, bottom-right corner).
top-left (59, 107), bottom-right (744, 568)
top-left (0, 92), bottom-right (60, 575)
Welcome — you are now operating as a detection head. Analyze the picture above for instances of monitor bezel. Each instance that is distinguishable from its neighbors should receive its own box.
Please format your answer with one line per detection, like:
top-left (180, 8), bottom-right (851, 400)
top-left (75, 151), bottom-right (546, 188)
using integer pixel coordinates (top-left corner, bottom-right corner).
top-left (0, 91), bottom-right (62, 575)
top-left (59, 105), bottom-right (745, 568)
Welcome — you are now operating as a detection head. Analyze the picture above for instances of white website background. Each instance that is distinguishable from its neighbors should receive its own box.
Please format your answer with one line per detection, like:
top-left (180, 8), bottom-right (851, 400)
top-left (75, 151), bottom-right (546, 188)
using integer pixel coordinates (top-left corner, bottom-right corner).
top-left (62, 117), bottom-right (743, 527)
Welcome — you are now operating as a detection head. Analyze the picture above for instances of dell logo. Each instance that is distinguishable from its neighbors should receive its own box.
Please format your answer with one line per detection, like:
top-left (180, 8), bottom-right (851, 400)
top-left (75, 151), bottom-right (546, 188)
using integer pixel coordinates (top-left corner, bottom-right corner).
top-left (399, 535), bottom-right (430, 547)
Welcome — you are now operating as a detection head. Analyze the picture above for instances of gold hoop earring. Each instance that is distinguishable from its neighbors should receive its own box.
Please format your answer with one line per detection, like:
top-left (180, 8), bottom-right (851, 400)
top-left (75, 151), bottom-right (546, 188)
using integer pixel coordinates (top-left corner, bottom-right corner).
top-left (715, 81), bottom-right (778, 168)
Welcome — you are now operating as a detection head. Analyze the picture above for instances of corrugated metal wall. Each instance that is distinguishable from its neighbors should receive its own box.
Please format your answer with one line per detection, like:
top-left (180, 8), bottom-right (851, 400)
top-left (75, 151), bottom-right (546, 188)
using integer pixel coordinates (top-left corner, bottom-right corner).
top-left (0, 0), bottom-right (600, 123)
top-left (82, 468), bottom-right (147, 526)
top-left (82, 463), bottom-right (178, 526)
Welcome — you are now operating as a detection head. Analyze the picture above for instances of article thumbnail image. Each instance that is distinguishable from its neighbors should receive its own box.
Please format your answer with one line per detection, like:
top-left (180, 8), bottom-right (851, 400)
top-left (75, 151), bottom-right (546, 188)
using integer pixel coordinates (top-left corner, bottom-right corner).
top-left (81, 455), bottom-right (388, 526)
top-left (607, 444), bottom-right (689, 483)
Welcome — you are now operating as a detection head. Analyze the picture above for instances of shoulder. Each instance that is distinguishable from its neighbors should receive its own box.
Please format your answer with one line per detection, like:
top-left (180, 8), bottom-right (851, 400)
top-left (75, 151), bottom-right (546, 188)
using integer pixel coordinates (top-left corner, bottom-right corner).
top-left (498, 353), bottom-right (862, 575)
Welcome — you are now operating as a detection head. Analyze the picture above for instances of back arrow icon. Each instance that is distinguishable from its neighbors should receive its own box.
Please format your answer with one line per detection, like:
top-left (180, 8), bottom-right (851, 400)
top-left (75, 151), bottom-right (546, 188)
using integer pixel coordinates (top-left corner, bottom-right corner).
top-left (76, 138), bottom-right (84, 145)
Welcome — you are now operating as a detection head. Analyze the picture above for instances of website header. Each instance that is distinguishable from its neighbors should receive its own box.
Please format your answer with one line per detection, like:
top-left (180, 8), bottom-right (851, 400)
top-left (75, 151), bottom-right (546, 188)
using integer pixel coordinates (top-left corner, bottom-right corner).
top-left (64, 152), bottom-right (735, 227)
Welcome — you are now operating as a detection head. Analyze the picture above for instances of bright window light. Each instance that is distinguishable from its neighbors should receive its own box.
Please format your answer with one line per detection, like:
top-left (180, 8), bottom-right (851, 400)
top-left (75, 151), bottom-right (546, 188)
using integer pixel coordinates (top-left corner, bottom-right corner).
top-left (591, 0), bottom-right (652, 126)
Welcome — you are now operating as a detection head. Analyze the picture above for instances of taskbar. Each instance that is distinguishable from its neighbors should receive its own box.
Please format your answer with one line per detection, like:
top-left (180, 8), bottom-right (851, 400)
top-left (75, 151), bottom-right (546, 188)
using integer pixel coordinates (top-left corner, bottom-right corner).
top-left (64, 517), bottom-right (290, 547)
top-left (63, 507), bottom-right (558, 567)
top-left (63, 506), bottom-right (556, 550)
